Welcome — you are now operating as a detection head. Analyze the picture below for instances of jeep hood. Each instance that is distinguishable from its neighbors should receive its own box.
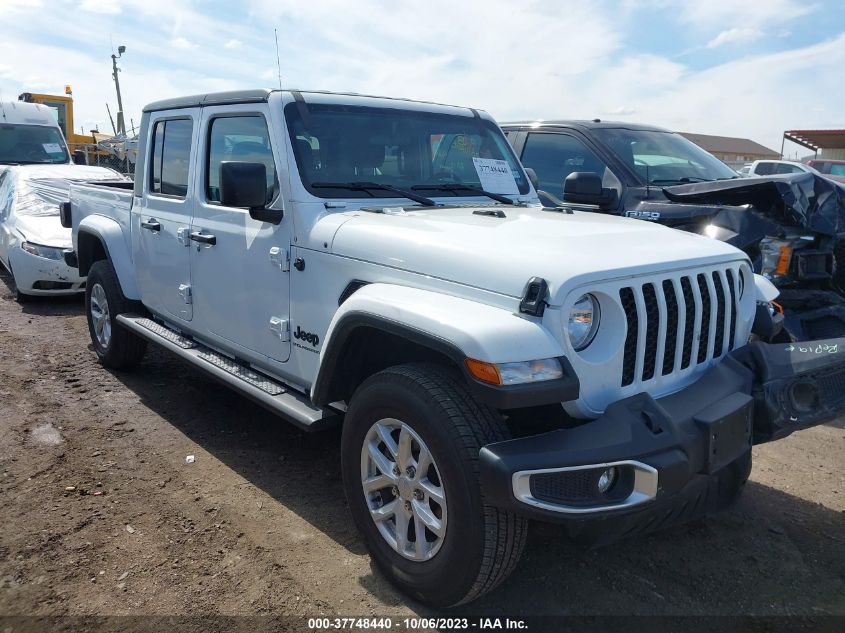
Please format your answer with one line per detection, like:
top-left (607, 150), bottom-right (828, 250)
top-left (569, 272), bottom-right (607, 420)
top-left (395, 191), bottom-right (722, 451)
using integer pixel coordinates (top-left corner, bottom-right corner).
top-left (329, 205), bottom-right (746, 301)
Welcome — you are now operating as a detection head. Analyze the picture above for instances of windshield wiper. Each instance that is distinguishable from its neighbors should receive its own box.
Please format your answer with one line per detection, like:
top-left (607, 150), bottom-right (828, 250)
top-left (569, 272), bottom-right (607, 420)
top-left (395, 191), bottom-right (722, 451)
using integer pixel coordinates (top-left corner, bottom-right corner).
top-left (651, 177), bottom-right (711, 185)
top-left (411, 183), bottom-right (514, 205)
top-left (311, 181), bottom-right (435, 206)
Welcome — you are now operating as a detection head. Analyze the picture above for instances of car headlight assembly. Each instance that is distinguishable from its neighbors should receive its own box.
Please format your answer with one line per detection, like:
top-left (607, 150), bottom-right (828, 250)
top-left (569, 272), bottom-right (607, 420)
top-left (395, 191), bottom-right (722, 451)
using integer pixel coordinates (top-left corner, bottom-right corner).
top-left (568, 293), bottom-right (600, 351)
top-left (21, 241), bottom-right (65, 261)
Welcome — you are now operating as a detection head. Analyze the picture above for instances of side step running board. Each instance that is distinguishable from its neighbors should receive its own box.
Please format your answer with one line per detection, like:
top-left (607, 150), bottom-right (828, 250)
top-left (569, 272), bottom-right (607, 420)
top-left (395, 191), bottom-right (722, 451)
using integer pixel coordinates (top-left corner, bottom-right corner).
top-left (116, 314), bottom-right (338, 431)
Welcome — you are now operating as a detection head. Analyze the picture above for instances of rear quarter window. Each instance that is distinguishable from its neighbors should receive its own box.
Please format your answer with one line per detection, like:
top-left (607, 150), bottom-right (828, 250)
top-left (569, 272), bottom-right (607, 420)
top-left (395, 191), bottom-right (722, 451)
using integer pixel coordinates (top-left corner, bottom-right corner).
top-left (149, 118), bottom-right (193, 198)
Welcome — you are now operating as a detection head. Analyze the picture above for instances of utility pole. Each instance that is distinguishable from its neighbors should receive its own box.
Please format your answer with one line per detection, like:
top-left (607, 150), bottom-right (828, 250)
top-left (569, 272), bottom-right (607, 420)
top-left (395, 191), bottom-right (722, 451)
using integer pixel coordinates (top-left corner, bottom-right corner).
top-left (111, 45), bottom-right (127, 136)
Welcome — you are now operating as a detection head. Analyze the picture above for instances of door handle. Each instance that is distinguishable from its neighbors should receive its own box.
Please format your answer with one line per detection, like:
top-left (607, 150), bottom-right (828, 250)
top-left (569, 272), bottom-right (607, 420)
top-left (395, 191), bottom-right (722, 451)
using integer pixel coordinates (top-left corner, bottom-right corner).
top-left (141, 218), bottom-right (161, 231)
top-left (189, 231), bottom-right (217, 246)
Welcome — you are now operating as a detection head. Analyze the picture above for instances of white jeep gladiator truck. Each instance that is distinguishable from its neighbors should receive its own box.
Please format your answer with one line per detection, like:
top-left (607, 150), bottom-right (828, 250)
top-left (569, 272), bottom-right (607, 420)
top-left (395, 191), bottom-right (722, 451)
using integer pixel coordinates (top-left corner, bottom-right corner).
top-left (65, 89), bottom-right (845, 606)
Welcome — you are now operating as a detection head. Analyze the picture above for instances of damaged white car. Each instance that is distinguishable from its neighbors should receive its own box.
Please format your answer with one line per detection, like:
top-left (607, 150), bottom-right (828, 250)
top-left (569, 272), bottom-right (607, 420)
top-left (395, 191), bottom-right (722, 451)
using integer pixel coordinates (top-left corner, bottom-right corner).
top-left (1, 100), bottom-right (126, 299)
top-left (0, 164), bottom-right (126, 299)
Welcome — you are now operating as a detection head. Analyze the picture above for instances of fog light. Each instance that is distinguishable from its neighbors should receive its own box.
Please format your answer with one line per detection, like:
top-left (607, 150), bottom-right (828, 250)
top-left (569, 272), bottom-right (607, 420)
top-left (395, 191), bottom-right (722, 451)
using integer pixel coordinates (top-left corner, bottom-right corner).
top-left (597, 467), bottom-right (617, 494)
top-left (789, 382), bottom-right (819, 413)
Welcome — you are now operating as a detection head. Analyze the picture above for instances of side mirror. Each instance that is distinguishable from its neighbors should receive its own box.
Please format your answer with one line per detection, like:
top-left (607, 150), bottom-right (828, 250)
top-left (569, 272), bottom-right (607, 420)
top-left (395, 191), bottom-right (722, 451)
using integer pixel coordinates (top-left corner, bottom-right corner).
top-left (72, 150), bottom-right (87, 165)
top-left (524, 167), bottom-right (539, 191)
top-left (220, 161), bottom-right (283, 224)
top-left (563, 171), bottom-right (617, 209)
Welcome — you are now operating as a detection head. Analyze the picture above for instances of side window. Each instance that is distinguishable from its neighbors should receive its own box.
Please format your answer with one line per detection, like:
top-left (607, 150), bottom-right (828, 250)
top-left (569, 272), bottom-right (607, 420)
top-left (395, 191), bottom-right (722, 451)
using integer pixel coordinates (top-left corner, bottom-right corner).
top-left (776, 163), bottom-right (803, 174)
top-left (754, 162), bottom-right (776, 176)
top-left (206, 115), bottom-right (277, 205)
top-left (520, 133), bottom-right (613, 198)
top-left (149, 118), bottom-right (193, 197)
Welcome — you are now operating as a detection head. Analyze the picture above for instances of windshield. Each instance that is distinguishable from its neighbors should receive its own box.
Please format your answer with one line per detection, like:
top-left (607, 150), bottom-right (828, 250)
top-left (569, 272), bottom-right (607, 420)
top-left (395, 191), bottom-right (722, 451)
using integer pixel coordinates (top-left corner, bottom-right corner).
top-left (593, 128), bottom-right (737, 184)
top-left (0, 123), bottom-right (70, 165)
top-left (285, 103), bottom-right (529, 199)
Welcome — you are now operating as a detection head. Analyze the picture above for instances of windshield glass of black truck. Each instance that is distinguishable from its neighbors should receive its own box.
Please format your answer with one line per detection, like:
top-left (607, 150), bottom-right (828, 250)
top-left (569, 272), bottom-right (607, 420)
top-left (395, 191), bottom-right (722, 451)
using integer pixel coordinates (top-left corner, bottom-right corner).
top-left (285, 103), bottom-right (530, 198)
top-left (594, 128), bottom-right (737, 185)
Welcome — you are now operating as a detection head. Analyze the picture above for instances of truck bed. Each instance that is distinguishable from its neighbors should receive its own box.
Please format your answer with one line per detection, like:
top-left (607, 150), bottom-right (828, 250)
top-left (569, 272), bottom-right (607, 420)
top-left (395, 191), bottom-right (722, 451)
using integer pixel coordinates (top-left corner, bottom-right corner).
top-left (69, 180), bottom-right (134, 260)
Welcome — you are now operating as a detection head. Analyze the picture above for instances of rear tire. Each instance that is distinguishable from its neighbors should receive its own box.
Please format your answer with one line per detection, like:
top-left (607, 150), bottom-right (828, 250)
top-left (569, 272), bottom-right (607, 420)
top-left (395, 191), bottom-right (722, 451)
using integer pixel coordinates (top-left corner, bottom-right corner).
top-left (341, 363), bottom-right (527, 607)
top-left (85, 259), bottom-right (146, 370)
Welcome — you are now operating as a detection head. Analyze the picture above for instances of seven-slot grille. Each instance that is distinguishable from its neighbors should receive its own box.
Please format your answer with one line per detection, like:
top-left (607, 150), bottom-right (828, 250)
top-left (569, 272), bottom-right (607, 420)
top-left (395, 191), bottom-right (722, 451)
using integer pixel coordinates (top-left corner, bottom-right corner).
top-left (620, 266), bottom-right (741, 387)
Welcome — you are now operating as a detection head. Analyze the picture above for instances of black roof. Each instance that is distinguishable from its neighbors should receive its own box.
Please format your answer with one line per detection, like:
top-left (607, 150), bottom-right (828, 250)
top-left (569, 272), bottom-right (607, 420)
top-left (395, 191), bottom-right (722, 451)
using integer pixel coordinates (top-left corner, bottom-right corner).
top-left (500, 120), bottom-right (672, 133)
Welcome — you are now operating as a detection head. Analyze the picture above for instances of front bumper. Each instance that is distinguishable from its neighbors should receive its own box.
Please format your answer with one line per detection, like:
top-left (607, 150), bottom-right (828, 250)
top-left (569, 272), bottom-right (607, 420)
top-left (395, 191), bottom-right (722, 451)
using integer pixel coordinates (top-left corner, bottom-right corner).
top-left (479, 337), bottom-right (845, 541)
top-left (9, 246), bottom-right (85, 295)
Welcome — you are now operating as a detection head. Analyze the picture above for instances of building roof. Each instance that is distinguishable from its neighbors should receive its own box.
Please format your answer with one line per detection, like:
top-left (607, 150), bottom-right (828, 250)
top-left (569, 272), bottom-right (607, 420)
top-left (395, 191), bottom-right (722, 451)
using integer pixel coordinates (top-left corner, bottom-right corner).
top-left (783, 129), bottom-right (845, 151)
top-left (679, 132), bottom-right (780, 158)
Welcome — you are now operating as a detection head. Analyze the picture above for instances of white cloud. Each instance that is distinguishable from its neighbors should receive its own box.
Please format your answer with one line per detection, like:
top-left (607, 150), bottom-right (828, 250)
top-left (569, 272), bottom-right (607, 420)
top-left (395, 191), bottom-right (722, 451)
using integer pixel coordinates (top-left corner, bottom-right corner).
top-left (707, 28), bottom-right (763, 48)
top-left (171, 37), bottom-right (197, 50)
top-left (224, 39), bottom-right (242, 49)
top-left (0, 0), bottom-right (841, 153)
top-left (80, 0), bottom-right (121, 14)
top-left (5, 0), bottom-right (42, 11)
top-left (0, 64), bottom-right (13, 80)
top-left (680, 0), bottom-right (815, 29)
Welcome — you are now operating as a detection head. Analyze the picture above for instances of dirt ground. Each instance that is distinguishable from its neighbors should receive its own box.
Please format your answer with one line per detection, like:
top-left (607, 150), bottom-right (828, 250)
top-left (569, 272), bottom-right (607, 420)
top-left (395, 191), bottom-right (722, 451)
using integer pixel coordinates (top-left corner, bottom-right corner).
top-left (0, 267), bottom-right (843, 621)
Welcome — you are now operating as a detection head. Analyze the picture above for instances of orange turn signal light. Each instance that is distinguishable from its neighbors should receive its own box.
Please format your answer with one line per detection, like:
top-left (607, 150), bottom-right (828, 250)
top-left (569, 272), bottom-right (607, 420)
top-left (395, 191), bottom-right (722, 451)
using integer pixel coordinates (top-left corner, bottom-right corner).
top-left (775, 245), bottom-right (792, 276)
top-left (464, 358), bottom-right (502, 385)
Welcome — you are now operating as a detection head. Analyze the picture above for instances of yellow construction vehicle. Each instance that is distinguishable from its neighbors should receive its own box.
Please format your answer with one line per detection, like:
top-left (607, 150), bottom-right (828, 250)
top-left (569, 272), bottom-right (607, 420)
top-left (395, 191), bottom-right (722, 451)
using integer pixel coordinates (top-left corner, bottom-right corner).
top-left (17, 85), bottom-right (127, 168)
top-left (17, 85), bottom-right (106, 151)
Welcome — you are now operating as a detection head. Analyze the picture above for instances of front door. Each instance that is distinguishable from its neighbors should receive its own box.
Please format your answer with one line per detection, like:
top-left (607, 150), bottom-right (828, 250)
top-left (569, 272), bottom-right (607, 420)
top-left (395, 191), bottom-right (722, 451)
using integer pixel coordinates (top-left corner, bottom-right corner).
top-left (133, 112), bottom-right (198, 321)
top-left (189, 106), bottom-right (291, 362)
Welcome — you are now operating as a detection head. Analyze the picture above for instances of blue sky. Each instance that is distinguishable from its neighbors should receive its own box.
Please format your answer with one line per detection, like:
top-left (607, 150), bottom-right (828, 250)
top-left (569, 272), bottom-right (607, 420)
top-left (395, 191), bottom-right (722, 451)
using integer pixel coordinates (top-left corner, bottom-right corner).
top-left (1, 0), bottom-right (843, 155)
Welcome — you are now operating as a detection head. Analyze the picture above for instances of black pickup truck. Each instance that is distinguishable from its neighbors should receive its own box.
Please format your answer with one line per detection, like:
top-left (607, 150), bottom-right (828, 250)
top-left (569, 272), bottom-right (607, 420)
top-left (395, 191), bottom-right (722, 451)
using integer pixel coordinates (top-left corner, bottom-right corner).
top-left (503, 120), bottom-right (845, 340)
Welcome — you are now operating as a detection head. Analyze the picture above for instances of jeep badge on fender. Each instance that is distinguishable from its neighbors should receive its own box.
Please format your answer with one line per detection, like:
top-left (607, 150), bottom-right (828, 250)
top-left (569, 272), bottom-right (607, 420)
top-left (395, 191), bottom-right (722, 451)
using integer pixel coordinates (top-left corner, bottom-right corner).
top-left (294, 326), bottom-right (319, 346)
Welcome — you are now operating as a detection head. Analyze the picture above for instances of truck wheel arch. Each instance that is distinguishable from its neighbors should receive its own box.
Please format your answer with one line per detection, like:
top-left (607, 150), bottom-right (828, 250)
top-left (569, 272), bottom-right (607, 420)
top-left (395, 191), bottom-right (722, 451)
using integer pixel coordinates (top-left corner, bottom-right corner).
top-left (312, 313), bottom-right (467, 406)
top-left (76, 229), bottom-right (108, 277)
top-left (75, 217), bottom-right (140, 300)
top-left (311, 284), bottom-right (577, 410)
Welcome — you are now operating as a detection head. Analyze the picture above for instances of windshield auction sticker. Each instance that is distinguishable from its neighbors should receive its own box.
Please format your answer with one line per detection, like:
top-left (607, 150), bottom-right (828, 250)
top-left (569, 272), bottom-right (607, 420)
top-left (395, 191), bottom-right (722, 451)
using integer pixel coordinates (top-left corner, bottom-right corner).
top-left (472, 157), bottom-right (519, 194)
top-left (41, 143), bottom-right (63, 154)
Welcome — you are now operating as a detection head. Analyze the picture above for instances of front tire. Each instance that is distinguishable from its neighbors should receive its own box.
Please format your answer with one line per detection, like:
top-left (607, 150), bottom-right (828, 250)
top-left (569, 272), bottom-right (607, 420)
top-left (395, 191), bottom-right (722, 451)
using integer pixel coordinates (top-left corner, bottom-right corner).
top-left (6, 263), bottom-right (33, 303)
top-left (85, 259), bottom-right (146, 370)
top-left (341, 363), bottom-right (527, 607)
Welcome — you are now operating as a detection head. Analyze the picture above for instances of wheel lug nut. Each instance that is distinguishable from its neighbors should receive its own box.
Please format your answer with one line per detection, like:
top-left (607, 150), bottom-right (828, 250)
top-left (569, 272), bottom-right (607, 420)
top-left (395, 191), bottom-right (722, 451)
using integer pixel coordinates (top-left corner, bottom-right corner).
top-left (405, 466), bottom-right (416, 478)
top-left (391, 486), bottom-right (399, 498)
top-left (404, 500), bottom-right (412, 512)
top-left (413, 489), bottom-right (424, 501)
top-left (392, 465), bottom-right (400, 476)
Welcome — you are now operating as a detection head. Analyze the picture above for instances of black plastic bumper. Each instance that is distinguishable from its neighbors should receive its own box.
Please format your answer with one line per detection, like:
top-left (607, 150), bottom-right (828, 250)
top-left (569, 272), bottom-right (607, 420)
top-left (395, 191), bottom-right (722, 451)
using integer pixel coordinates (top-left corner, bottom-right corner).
top-left (479, 337), bottom-right (845, 541)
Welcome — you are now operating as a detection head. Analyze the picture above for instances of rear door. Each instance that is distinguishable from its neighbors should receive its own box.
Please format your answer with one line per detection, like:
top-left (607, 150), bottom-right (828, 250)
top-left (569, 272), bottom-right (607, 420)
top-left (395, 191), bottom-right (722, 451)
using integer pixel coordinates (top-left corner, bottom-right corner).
top-left (133, 112), bottom-right (198, 321)
top-left (189, 105), bottom-right (292, 362)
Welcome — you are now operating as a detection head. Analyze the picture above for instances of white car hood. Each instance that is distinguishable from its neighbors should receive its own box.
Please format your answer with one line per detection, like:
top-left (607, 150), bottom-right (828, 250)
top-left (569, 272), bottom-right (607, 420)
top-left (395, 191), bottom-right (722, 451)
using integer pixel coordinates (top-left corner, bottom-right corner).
top-left (5, 164), bottom-right (125, 248)
top-left (329, 205), bottom-right (747, 302)
top-left (14, 214), bottom-right (73, 248)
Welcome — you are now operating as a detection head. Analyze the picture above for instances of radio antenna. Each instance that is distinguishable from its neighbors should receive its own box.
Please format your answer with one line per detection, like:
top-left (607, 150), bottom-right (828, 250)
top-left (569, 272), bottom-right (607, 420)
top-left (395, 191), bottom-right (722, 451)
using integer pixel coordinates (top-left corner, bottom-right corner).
top-left (274, 28), bottom-right (283, 91)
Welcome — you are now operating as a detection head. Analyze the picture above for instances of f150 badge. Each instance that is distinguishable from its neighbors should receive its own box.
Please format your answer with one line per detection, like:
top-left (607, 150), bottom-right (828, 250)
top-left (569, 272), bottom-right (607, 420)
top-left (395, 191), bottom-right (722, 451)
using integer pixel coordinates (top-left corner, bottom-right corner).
top-left (625, 210), bottom-right (661, 221)
top-left (294, 326), bottom-right (320, 347)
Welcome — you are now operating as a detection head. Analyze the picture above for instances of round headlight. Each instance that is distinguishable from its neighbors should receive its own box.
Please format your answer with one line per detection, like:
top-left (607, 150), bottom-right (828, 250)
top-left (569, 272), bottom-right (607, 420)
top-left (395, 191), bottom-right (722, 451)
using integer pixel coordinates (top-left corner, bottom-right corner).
top-left (567, 293), bottom-right (600, 351)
